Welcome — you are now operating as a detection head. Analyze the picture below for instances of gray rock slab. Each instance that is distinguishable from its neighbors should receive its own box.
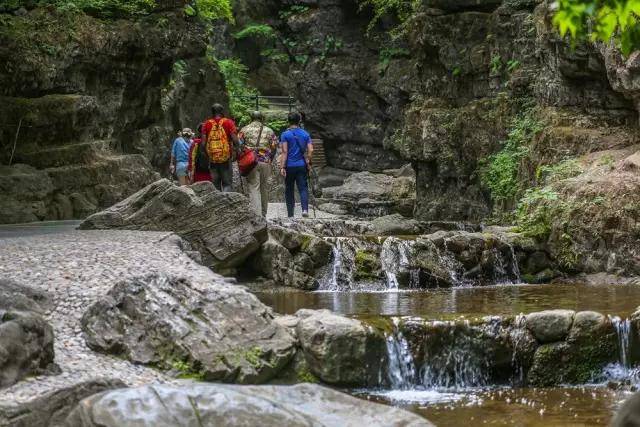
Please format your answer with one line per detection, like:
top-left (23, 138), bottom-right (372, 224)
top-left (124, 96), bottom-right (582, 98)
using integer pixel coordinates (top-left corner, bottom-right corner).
top-left (80, 179), bottom-right (267, 270)
top-left (0, 378), bottom-right (124, 427)
top-left (82, 273), bottom-right (296, 384)
top-left (65, 383), bottom-right (433, 427)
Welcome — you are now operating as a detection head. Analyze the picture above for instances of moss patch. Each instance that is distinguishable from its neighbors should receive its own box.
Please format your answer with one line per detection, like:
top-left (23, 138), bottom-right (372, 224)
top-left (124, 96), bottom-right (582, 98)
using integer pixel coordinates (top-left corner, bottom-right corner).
top-left (354, 250), bottom-right (381, 281)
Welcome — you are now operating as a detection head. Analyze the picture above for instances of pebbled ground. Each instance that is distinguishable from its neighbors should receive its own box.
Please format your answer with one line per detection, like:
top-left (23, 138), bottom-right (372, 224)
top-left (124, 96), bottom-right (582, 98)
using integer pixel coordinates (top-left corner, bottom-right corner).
top-left (0, 229), bottom-right (235, 405)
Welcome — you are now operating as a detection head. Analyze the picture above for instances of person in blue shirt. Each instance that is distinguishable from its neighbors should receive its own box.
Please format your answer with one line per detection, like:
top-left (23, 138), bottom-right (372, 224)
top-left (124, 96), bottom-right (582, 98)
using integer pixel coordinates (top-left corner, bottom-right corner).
top-left (279, 112), bottom-right (314, 218)
top-left (170, 128), bottom-right (193, 186)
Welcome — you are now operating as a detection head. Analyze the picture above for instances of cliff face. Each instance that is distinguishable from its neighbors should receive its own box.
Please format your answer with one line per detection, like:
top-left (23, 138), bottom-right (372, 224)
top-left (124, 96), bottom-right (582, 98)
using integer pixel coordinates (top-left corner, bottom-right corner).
top-left (231, 0), bottom-right (639, 275)
top-left (0, 7), bottom-right (227, 223)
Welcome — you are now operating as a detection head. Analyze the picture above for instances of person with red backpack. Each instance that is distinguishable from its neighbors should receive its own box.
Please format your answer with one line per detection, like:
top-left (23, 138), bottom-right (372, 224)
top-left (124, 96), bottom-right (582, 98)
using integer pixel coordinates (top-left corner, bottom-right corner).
top-left (201, 103), bottom-right (240, 192)
top-left (188, 123), bottom-right (212, 184)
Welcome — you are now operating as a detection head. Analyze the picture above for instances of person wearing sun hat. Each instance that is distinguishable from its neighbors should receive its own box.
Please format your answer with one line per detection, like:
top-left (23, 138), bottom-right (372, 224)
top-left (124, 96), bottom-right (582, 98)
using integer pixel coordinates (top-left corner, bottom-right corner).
top-left (170, 128), bottom-right (194, 186)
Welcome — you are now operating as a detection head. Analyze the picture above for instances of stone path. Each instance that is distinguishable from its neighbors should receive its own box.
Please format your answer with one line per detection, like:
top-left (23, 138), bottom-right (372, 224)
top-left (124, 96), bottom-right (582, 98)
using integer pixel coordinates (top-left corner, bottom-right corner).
top-left (266, 202), bottom-right (337, 220)
top-left (0, 230), bottom-right (233, 405)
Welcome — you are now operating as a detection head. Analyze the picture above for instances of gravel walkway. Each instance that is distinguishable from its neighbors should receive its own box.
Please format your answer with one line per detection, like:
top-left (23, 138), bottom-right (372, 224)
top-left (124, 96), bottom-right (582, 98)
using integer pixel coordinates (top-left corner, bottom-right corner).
top-left (0, 230), bottom-right (232, 405)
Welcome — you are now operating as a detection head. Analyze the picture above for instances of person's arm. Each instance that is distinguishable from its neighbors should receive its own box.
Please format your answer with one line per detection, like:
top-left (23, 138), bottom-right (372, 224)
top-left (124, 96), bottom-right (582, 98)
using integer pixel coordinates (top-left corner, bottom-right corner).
top-left (306, 139), bottom-right (314, 168)
top-left (170, 140), bottom-right (177, 174)
top-left (188, 142), bottom-right (195, 183)
top-left (269, 133), bottom-right (278, 163)
top-left (279, 141), bottom-right (288, 177)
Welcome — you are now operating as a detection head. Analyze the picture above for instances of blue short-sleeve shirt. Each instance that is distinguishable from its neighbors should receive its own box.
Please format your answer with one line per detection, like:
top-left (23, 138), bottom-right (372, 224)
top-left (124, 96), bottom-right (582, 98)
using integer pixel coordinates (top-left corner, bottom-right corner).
top-left (280, 128), bottom-right (312, 168)
top-left (171, 137), bottom-right (190, 164)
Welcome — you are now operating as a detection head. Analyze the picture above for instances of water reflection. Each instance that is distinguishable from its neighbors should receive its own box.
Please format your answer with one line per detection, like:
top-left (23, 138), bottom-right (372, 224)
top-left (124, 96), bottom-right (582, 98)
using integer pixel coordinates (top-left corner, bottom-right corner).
top-left (256, 283), bottom-right (640, 319)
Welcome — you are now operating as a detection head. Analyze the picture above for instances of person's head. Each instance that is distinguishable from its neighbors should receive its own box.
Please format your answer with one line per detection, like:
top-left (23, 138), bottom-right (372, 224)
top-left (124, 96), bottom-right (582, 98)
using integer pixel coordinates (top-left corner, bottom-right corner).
top-left (211, 103), bottom-right (225, 117)
top-left (182, 128), bottom-right (194, 138)
top-left (250, 111), bottom-right (264, 122)
top-left (288, 112), bottom-right (301, 126)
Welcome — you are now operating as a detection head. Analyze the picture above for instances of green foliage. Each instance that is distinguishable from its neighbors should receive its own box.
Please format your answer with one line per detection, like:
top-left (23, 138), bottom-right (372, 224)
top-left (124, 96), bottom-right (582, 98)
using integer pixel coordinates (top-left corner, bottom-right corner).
top-left (379, 46), bottom-right (410, 69)
top-left (234, 23), bottom-right (275, 40)
top-left (320, 35), bottom-right (343, 60)
top-left (553, 0), bottom-right (640, 55)
top-left (260, 48), bottom-right (289, 63)
top-left (490, 54), bottom-right (503, 74)
top-left (166, 59), bottom-right (189, 89)
top-left (507, 59), bottom-right (521, 72)
top-left (598, 153), bottom-right (615, 167)
top-left (171, 359), bottom-right (205, 380)
top-left (215, 57), bottom-right (257, 125)
top-left (191, 0), bottom-right (233, 22)
top-left (358, 0), bottom-right (417, 35)
top-left (535, 159), bottom-right (582, 185)
top-left (515, 187), bottom-right (561, 239)
top-left (27, 0), bottom-right (156, 17)
top-left (266, 118), bottom-right (288, 134)
top-left (480, 110), bottom-right (544, 203)
top-left (279, 5), bottom-right (310, 20)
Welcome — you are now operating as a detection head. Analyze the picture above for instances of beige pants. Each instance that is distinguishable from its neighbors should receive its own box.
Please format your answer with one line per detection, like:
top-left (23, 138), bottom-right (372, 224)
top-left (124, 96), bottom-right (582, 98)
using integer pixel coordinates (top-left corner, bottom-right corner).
top-left (245, 162), bottom-right (271, 217)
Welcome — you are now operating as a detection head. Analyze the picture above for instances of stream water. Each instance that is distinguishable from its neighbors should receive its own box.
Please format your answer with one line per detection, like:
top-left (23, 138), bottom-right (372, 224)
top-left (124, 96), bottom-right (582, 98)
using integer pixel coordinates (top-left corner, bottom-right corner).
top-left (255, 282), bottom-right (640, 319)
top-left (256, 282), bottom-right (640, 426)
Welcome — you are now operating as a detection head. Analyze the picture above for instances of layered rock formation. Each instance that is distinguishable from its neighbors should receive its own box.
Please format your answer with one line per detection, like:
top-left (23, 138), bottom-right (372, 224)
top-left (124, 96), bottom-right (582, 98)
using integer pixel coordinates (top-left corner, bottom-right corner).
top-left (80, 180), bottom-right (267, 271)
top-left (0, 6), bottom-right (226, 223)
top-left (82, 273), bottom-right (296, 384)
top-left (250, 225), bottom-right (333, 290)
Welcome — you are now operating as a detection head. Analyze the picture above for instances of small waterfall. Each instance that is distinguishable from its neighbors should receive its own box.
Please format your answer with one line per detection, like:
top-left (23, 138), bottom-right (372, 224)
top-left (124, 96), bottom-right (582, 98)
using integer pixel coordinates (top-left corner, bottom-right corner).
top-left (385, 319), bottom-right (417, 389)
top-left (326, 239), bottom-right (343, 291)
top-left (611, 316), bottom-right (632, 368)
top-left (380, 238), bottom-right (416, 290)
top-left (419, 320), bottom-right (490, 390)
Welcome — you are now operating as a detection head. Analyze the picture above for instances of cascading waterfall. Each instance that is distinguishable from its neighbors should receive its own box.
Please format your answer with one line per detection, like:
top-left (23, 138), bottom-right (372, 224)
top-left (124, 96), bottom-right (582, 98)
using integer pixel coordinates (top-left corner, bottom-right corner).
top-left (325, 238), bottom-right (343, 291)
top-left (380, 238), bottom-right (416, 290)
top-left (419, 320), bottom-right (490, 390)
top-left (385, 319), bottom-right (417, 389)
top-left (602, 316), bottom-right (639, 382)
top-left (613, 316), bottom-right (632, 368)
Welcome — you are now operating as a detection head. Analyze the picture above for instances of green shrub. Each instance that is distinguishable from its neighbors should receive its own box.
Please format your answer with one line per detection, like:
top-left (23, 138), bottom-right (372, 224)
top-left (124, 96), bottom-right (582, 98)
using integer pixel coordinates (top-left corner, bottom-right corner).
top-left (480, 110), bottom-right (544, 203)
top-left (535, 159), bottom-right (582, 185)
top-left (279, 5), bottom-right (309, 20)
top-left (234, 23), bottom-right (275, 40)
top-left (515, 187), bottom-right (561, 240)
top-left (358, 0), bottom-right (417, 35)
top-left (490, 54), bottom-right (503, 74)
top-left (189, 0), bottom-right (233, 22)
top-left (214, 57), bottom-right (257, 125)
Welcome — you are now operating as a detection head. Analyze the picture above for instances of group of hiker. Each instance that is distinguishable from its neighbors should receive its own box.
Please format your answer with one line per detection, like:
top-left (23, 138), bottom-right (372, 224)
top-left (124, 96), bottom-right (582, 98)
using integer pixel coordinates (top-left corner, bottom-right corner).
top-left (169, 103), bottom-right (313, 218)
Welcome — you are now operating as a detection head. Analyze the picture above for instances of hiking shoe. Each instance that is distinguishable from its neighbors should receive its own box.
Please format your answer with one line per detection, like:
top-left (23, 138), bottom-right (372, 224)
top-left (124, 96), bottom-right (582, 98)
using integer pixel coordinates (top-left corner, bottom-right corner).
top-left (302, 211), bottom-right (309, 218)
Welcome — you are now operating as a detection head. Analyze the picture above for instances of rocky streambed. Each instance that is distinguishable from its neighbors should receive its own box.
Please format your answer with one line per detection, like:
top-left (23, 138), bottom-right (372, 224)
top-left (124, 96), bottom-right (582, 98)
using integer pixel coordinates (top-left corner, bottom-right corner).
top-left (1, 180), bottom-right (640, 426)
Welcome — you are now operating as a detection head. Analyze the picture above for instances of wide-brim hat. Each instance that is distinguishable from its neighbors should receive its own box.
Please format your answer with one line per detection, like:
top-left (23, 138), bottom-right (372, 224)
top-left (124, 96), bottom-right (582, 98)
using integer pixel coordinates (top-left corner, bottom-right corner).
top-left (182, 128), bottom-right (194, 137)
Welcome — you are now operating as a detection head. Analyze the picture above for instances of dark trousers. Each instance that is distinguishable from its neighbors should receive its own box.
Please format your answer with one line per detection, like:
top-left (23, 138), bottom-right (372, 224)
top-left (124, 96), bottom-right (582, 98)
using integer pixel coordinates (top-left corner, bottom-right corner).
top-left (210, 161), bottom-right (232, 192)
top-left (285, 166), bottom-right (309, 217)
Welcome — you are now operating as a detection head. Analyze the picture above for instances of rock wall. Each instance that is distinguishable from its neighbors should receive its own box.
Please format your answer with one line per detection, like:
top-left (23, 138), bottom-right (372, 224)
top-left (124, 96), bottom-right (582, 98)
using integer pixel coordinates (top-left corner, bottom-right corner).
top-left (0, 6), bottom-right (227, 223)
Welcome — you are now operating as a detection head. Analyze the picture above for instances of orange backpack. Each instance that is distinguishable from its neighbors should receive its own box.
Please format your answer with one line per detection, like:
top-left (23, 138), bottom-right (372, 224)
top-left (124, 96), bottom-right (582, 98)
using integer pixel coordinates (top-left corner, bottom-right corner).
top-left (206, 118), bottom-right (231, 163)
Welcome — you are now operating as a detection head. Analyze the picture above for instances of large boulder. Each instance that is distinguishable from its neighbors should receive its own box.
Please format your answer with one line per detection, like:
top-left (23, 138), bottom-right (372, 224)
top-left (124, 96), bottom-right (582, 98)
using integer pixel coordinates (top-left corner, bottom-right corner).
top-left (0, 379), bottom-right (124, 427)
top-left (81, 274), bottom-right (296, 384)
top-left (250, 225), bottom-right (333, 290)
top-left (80, 179), bottom-right (267, 271)
top-left (65, 383), bottom-right (432, 426)
top-left (381, 231), bottom-right (521, 288)
top-left (320, 168), bottom-right (416, 218)
top-left (525, 310), bottom-right (575, 343)
top-left (0, 279), bottom-right (56, 389)
top-left (295, 309), bottom-right (386, 386)
top-left (526, 311), bottom-right (617, 386)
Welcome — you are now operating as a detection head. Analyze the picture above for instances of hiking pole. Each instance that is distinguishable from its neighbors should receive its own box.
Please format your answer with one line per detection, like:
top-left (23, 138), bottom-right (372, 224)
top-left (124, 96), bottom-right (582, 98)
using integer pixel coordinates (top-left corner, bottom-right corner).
top-left (307, 166), bottom-right (317, 219)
